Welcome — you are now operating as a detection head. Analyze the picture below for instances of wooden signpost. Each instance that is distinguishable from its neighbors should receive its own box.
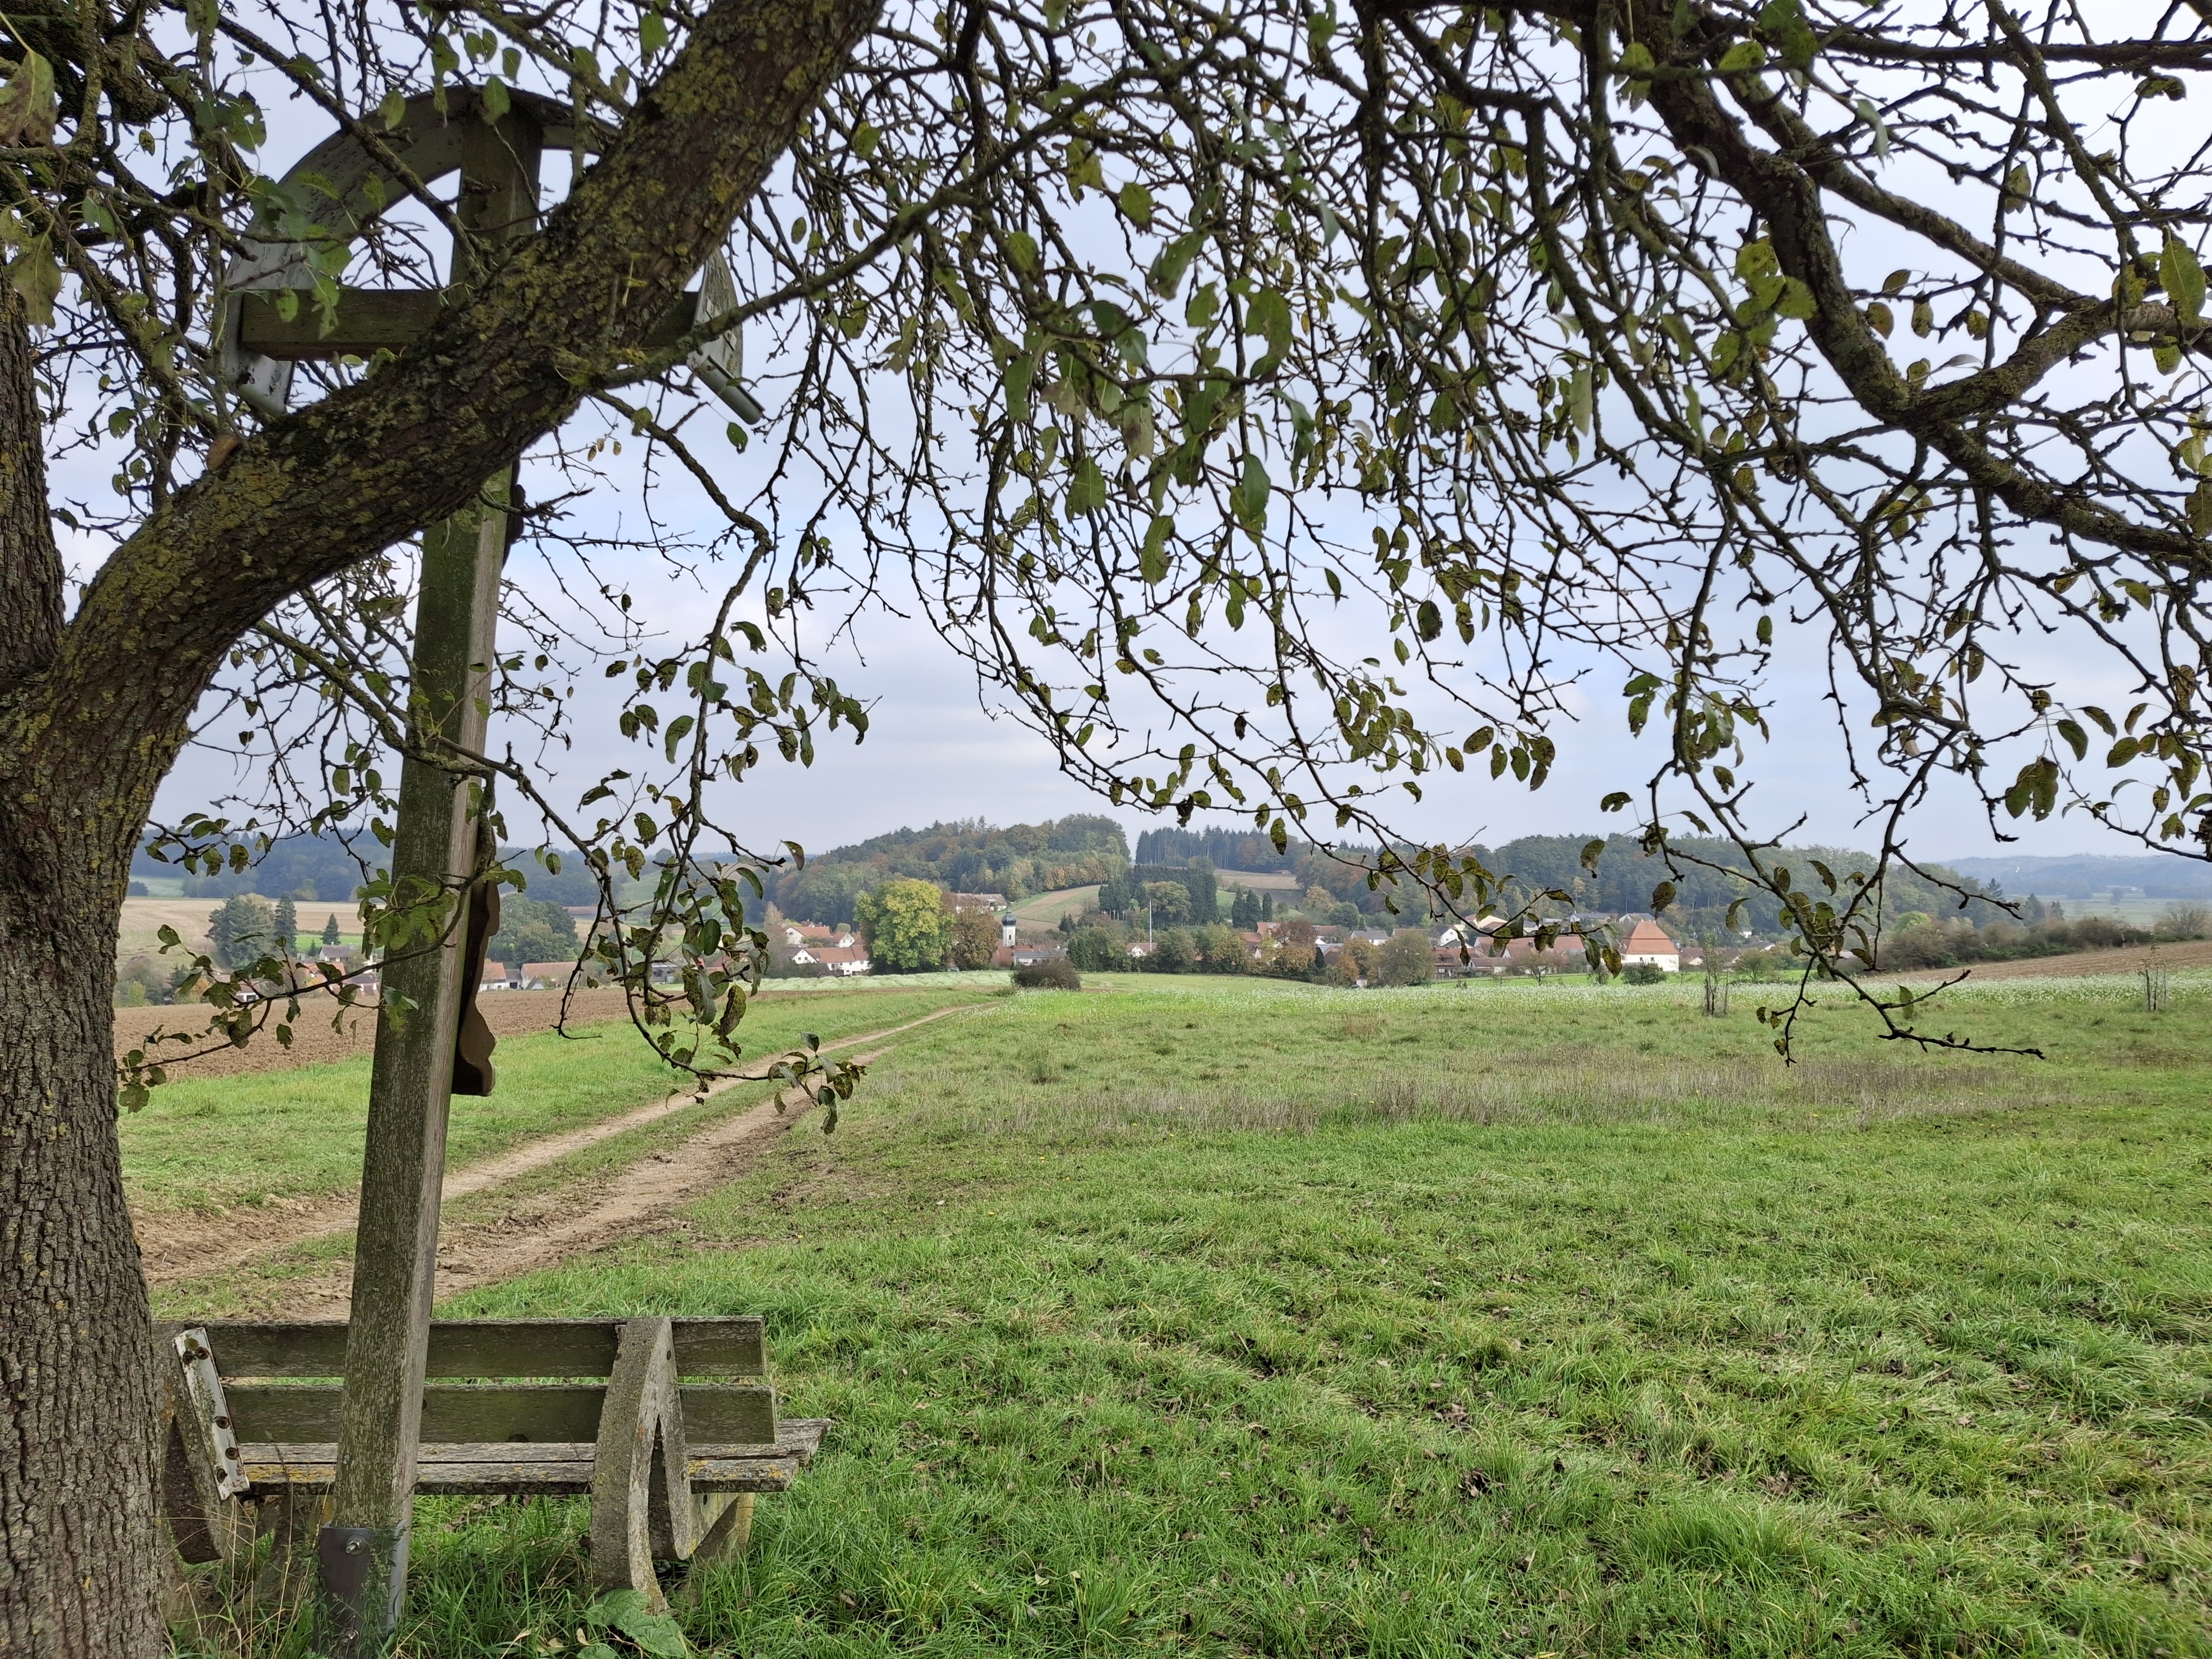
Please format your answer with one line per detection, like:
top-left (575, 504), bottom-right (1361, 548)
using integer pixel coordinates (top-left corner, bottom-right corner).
top-left (217, 87), bottom-right (755, 1655)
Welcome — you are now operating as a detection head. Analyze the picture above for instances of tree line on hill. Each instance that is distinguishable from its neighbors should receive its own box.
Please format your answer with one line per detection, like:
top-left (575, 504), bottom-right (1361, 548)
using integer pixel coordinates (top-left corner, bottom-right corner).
top-left (132, 829), bottom-right (610, 907)
top-left (768, 815), bottom-right (1129, 923)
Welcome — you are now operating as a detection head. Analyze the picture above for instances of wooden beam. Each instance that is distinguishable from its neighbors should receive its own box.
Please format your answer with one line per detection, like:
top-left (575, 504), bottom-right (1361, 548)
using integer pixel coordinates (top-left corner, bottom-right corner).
top-left (237, 288), bottom-right (703, 359)
top-left (317, 100), bottom-right (543, 1659)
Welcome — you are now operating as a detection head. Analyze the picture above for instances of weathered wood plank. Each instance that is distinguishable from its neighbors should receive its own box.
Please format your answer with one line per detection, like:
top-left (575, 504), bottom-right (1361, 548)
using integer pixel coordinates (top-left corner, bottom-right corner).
top-left (200, 1317), bottom-right (764, 1379)
top-left (237, 288), bottom-right (703, 359)
top-left (226, 1381), bottom-right (775, 1444)
top-left (234, 1423), bottom-right (827, 1497)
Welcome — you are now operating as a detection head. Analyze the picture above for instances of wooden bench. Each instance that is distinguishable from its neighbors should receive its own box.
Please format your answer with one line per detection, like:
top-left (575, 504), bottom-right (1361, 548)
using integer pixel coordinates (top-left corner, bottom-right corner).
top-left (155, 1316), bottom-right (827, 1605)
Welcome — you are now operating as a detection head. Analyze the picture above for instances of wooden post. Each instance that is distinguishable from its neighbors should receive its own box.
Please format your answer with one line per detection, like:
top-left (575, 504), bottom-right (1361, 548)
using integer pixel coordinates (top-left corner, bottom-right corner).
top-left (317, 99), bottom-right (542, 1658)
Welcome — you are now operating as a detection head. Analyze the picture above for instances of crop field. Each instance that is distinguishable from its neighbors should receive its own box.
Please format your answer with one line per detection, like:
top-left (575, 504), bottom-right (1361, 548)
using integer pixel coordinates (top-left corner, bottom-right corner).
top-left (161, 973), bottom-right (2212, 1657)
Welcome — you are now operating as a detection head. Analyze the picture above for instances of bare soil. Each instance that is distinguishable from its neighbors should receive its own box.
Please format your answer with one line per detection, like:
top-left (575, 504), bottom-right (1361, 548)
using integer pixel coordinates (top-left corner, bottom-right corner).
top-left (1892, 937), bottom-right (2212, 982)
top-left (133, 1004), bottom-right (980, 1296)
top-left (113, 979), bottom-right (959, 1079)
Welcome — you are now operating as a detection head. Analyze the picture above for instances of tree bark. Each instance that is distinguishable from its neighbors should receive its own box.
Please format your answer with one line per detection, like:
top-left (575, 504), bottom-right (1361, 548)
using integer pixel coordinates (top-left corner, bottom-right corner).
top-left (0, 1), bottom-right (882, 1650)
top-left (0, 288), bottom-right (165, 1655)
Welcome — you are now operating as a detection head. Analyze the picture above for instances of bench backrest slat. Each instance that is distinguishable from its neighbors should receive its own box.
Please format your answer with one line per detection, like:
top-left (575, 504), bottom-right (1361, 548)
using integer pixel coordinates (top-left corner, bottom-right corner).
top-left (201, 1317), bottom-right (764, 1380)
top-left (224, 1382), bottom-right (776, 1445)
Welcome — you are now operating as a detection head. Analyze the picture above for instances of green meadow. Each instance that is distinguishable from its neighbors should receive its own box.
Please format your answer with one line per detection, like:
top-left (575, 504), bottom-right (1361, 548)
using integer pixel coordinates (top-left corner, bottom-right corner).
top-left (168, 974), bottom-right (2212, 1657)
top-left (124, 986), bottom-right (986, 1217)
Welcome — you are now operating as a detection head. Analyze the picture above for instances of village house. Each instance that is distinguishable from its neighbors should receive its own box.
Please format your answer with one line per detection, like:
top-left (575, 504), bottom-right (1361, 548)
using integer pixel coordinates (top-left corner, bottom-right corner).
top-left (1619, 917), bottom-right (1681, 973)
top-left (792, 943), bottom-right (871, 976)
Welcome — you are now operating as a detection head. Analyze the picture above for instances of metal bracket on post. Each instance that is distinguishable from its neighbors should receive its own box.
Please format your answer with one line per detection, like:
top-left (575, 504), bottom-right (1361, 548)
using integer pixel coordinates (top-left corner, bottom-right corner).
top-left (317, 1526), bottom-right (409, 1655)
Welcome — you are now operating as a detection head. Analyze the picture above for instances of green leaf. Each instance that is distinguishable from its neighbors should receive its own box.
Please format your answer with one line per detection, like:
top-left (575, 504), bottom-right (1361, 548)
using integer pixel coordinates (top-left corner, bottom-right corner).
top-left (1580, 838), bottom-right (1606, 872)
top-left (479, 76), bottom-right (510, 119)
top-left (1600, 791), bottom-right (1632, 813)
top-left (1140, 516), bottom-right (1173, 583)
top-left (1117, 181), bottom-right (1154, 227)
top-left (1415, 599), bottom-right (1442, 642)
top-left (1231, 452), bottom-right (1271, 531)
top-left (1716, 40), bottom-right (1766, 73)
top-left (2055, 717), bottom-right (2088, 760)
top-left (11, 238), bottom-right (61, 327)
top-left (1650, 880), bottom-right (1677, 912)
top-left (381, 87), bottom-right (408, 128)
top-left (1004, 350), bottom-right (1034, 422)
top-left (0, 49), bottom-right (57, 145)
top-left (1066, 454), bottom-right (1106, 516)
top-left (1149, 231), bottom-right (1204, 298)
top-left (2161, 236), bottom-right (2205, 324)
top-left (2190, 479), bottom-right (2212, 538)
top-left (1245, 287), bottom-right (1294, 375)
top-left (639, 10), bottom-right (668, 56)
top-left (1773, 276), bottom-right (1817, 320)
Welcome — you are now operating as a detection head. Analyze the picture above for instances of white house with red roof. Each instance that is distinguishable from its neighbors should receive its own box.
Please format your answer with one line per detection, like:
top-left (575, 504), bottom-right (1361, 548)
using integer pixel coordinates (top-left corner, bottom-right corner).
top-left (1619, 917), bottom-right (1681, 973)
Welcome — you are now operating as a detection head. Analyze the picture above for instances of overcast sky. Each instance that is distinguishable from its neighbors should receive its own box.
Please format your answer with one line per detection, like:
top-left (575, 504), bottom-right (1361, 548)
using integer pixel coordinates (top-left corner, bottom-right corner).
top-left (120, 59), bottom-right (2189, 877)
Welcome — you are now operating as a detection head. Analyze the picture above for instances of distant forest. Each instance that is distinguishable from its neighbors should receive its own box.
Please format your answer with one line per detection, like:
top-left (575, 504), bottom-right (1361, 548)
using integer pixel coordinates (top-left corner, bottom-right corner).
top-left (769, 816), bottom-right (1130, 923)
top-left (134, 819), bottom-right (2033, 944)
top-left (132, 832), bottom-right (606, 908)
top-left (1147, 828), bottom-right (2015, 938)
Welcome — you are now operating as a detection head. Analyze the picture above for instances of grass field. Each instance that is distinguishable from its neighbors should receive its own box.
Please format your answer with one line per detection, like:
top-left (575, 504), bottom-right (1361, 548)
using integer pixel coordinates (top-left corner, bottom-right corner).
top-left (169, 974), bottom-right (2212, 1657)
top-left (124, 986), bottom-right (985, 1217)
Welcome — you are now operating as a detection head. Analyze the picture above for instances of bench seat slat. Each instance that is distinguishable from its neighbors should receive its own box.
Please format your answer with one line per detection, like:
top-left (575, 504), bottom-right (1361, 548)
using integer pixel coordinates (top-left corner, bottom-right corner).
top-left (223, 1382), bottom-right (776, 1444)
top-left (202, 1318), bottom-right (765, 1380)
top-left (234, 1423), bottom-right (828, 1497)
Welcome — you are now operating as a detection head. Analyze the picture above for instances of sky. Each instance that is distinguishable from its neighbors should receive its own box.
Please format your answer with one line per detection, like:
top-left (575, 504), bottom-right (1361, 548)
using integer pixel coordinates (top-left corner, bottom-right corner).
top-left (118, 29), bottom-right (2205, 878)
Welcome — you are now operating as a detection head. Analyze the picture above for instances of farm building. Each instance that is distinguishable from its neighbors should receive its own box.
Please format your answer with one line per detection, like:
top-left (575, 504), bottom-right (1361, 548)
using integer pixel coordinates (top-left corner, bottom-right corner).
top-left (1619, 918), bottom-right (1681, 973)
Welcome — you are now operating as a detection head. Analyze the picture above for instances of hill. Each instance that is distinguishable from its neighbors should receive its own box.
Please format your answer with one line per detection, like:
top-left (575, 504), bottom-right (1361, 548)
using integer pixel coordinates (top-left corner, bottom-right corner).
top-left (1938, 852), bottom-right (2212, 899)
top-left (131, 829), bottom-right (614, 906)
top-left (771, 816), bottom-right (1129, 924)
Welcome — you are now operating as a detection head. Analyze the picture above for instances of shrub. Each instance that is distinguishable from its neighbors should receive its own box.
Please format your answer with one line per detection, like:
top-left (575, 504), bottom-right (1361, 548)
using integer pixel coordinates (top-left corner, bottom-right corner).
top-left (1621, 962), bottom-right (1667, 985)
top-left (1880, 922), bottom-right (1956, 970)
top-left (1012, 957), bottom-right (1081, 991)
top-left (1375, 931), bottom-right (1434, 986)
top-left (2158, 901), bottom-right (2210, 941)
top-left (1066, 927), bottom-right (1124, 972)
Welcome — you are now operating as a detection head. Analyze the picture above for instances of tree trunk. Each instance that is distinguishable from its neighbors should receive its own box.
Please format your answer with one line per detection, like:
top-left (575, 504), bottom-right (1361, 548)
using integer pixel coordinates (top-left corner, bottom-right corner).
top-left (0, 284), bottom-right (166, 1654)
top-left (0, 5), bottom-right (881, 1647)
top-left (0, 828), bottom-right (164, 1656)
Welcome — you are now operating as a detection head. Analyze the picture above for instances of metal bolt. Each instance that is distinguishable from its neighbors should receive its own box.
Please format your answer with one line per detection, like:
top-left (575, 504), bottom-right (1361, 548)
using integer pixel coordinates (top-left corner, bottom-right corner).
top-left (345, 1538), bottom-right (363, 1554)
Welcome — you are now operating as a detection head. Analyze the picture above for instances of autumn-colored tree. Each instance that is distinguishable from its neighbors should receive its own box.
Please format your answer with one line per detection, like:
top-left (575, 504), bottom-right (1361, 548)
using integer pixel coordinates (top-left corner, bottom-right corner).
top-left (947, 904), bottom-right (1002, 970)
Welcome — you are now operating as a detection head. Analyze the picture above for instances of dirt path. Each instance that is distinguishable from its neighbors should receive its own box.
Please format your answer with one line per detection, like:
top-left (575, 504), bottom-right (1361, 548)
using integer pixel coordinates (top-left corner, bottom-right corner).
top-left (137, 1002), bottom-right (978, 1287)
top-left (271, 1059), bottom-right (880, 1317)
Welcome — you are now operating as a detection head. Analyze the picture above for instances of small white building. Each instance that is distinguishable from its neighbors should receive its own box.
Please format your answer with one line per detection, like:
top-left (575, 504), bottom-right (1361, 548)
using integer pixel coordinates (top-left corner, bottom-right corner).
top-left (1619, 918), bottom-right (1681, 973)
top-left (1001, 911), bottom-right (1019, 946)
top-left (794, 944), bottom-right (871, 976)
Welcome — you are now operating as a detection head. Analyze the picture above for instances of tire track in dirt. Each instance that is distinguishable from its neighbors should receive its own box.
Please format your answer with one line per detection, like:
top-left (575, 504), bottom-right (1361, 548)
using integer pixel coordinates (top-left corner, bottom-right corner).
top-left (269, 1048), bottom-right (893, 1318)
top-left (137, 1002), bottom-right (980, 1287)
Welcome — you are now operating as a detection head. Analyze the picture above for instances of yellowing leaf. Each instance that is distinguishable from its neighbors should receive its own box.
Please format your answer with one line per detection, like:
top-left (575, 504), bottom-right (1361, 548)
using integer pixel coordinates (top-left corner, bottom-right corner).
top-left (0, 50), bottom-right (57, 146)
top-left (2160, 236), bottom-right (2205, 324)
top-left (11, 238), bottom-right (61, 327)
